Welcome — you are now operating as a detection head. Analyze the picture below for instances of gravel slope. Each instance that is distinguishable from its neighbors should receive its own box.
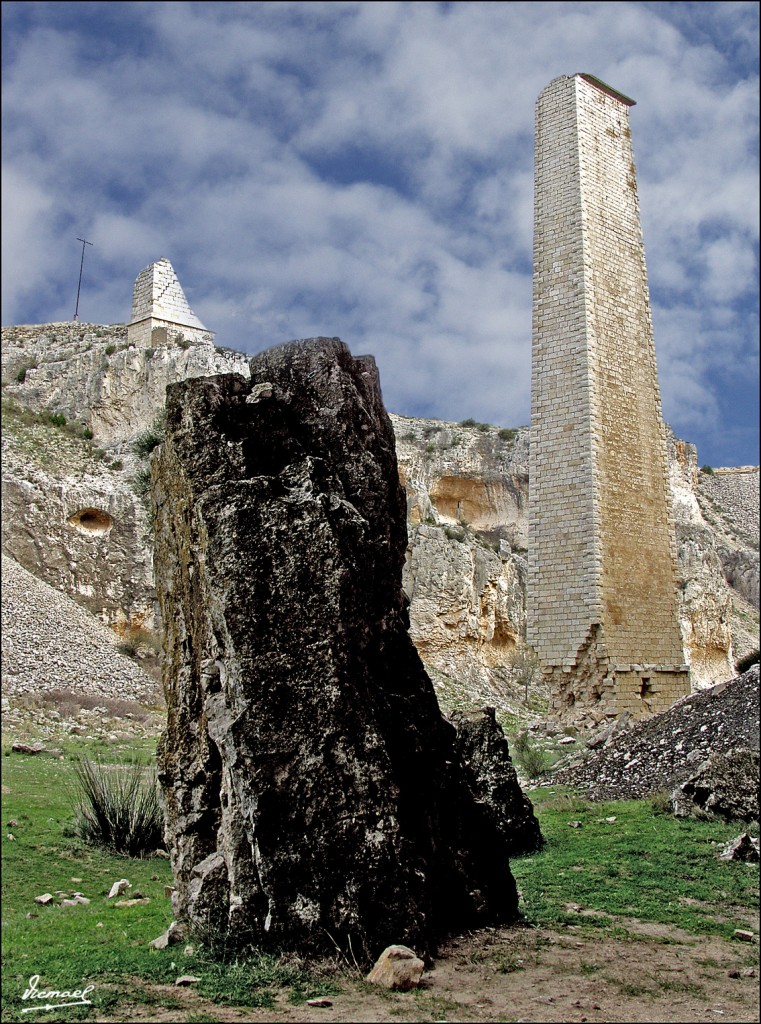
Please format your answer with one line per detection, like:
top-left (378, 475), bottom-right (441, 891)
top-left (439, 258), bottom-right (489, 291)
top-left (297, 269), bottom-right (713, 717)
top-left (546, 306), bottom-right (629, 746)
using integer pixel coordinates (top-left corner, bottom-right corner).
top-left (551, 665), bottom-right (760, 801)
top-left (1, 555), bottom-right (158, 702)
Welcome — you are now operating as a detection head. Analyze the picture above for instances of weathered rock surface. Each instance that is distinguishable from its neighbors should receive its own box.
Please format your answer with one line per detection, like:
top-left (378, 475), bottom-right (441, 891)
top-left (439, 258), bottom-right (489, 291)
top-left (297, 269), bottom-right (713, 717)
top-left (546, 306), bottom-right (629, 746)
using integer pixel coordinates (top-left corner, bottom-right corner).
top-left (366, 944), bottom-right (425, 991)
top-left (2, 320), bottom-right (758, 717)
top-left (2, 323), bottom-right (249, 445)
top-left (448, 707), bottom-right (543, 855)
top-left (672, 748), bottom-right (760, 823)
top-left (720, 833), bottom-right (760, 862)
top-left (552, 665), bottom-right (760, 801)
top-left (153, 337), bottom-right (519, 960)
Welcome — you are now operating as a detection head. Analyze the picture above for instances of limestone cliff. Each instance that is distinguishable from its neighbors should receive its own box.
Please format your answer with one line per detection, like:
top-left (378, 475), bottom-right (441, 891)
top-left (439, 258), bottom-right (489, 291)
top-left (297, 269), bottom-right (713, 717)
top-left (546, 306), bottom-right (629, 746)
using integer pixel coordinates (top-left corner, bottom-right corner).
top-left (2, 321), bottom-right (757, 711)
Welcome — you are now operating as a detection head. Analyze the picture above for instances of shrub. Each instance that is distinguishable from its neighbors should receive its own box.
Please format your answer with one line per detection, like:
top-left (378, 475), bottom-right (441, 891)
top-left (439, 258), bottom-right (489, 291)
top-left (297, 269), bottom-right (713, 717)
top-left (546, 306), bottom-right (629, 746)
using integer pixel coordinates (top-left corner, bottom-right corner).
top-left (177, 336), bottom-right (192, 350)
top-left (133, 412), bottom-right (166, 458)
top-left (16, 366), bottom-right (27, 383)
top-left (515, 741), bottom-right (549, 778)
top-left (650, 790), bottom-right (672, 816)
top-left (132, 465), bottom-right (152, 499)
top-left (83, 427), bottom-right (94, 440)
top-left (701, 465), bottom-right (714, 475)
top-left (110, 459), bottom-right (124, 471)
top-left (459, 417), bottom-right (477, 427)
top-left (105, 344), bottom-right (117, 356)
top-left (476, 422), bottom-right (490, 432)
top-left (735, 649), bottom-right (760, 674)
top-left (117, 626), bottom-right (160, 659)
top-left (70, 756), bottom-right (164, 857)
top-left (498, 428), bottom-right (518, 442)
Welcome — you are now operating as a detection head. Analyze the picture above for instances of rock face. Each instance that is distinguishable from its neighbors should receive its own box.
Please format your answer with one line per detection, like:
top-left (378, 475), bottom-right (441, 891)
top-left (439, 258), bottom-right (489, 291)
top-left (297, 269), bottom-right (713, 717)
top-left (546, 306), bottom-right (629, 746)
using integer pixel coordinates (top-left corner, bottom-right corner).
top-left (153, 337), bottom-right (519, 960)
top-left (448, 707), bottom-right (543, 856)
top-left (2, 319), bottom-right (758, 715)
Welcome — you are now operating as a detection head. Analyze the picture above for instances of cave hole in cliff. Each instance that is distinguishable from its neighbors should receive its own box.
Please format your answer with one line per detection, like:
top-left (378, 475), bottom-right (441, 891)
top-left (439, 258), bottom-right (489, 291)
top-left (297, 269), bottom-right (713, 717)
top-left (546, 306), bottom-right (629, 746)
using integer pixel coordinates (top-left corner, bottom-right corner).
top-left (68, 507), bottom-right (114, 536)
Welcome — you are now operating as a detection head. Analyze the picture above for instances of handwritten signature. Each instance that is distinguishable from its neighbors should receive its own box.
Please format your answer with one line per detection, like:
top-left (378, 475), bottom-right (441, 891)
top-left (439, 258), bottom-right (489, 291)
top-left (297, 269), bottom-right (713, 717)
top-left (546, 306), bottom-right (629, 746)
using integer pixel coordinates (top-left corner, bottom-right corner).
top-left (21, 975), bottom-right (95, 1013)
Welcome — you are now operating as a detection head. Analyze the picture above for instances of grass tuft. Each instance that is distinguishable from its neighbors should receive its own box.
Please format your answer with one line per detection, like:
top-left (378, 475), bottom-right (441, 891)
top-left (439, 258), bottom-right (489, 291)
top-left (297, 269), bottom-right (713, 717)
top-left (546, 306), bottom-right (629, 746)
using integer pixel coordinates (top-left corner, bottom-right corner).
top-left (70, 756), bottom-right (164, 858)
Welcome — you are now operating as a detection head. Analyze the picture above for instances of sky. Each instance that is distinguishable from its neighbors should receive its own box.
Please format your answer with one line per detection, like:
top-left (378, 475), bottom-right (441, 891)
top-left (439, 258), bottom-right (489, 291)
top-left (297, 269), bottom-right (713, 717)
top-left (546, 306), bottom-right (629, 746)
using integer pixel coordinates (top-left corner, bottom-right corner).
top-left (2, 1), bottom-right (758, 468)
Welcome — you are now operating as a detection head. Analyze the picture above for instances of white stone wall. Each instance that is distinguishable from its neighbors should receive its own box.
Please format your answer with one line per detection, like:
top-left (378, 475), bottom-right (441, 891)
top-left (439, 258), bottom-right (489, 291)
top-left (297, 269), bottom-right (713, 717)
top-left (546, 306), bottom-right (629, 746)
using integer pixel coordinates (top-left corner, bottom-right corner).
top-left (529, 74), bottom-right (689, 716)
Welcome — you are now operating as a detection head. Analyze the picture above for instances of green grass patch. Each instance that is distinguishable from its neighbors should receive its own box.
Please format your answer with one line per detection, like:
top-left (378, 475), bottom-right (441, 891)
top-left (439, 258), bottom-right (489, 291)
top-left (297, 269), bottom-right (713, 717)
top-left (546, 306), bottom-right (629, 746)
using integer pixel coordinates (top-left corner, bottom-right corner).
top-left (1, 747), bottom-right (339, 1021)
top-left (511, 787), bottom-right (759, 939)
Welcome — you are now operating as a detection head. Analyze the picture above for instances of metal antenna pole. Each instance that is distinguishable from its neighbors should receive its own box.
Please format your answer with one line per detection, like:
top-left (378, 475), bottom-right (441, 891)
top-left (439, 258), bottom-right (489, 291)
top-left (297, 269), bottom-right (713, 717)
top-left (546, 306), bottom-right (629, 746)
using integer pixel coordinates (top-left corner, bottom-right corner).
top-left (73, 237), bottom-right (93, 321)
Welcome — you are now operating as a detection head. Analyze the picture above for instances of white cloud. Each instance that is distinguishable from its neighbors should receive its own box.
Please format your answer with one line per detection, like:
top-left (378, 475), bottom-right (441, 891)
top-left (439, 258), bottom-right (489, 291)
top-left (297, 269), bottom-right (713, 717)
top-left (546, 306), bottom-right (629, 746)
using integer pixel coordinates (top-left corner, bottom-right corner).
top-left (1, 0), bottom-right (757, 465)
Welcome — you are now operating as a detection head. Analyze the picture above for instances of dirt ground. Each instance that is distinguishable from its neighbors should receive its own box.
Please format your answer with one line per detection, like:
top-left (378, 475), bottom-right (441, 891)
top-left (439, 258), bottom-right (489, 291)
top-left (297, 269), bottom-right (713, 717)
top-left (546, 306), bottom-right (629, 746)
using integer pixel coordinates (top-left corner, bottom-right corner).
top-left (99, 918), bottom-right (760, 1024)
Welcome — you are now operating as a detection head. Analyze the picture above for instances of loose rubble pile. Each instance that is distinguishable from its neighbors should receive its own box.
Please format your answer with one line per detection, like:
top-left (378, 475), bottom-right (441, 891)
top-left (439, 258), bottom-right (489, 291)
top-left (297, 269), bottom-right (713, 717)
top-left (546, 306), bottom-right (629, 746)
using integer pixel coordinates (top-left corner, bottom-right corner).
top-left (1, 556), bottom-right (159, 703)
top-left (552, 665), bottom-right (760, 805)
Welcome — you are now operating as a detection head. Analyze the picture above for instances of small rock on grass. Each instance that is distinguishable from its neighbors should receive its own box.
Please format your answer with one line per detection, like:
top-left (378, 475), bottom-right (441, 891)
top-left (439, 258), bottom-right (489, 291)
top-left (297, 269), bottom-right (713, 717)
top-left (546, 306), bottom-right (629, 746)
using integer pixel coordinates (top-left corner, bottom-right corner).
top-left (34, 894), bottom-right (54, 905)
top-left (107, 879), bottom-right (130, 899)
top-left (733, 929), bottom-right (756, 942)
top-left (175, 976), bottom-right (201, 986)
top-left (149, 921), bottom-right (185, 949)
top-left (306, 998), bottom-right (333, 1007)
top-left (366, 945), bottom-right (425, 991)
top-left (114, 898), bottom-right (150, 908)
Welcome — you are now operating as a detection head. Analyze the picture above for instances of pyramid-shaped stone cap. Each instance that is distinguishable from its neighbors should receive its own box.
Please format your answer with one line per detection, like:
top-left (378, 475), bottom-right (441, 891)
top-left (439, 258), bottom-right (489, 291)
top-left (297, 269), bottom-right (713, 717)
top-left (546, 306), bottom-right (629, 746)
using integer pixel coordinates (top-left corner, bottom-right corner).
top-left (129, 258), bottom-right (207, 331)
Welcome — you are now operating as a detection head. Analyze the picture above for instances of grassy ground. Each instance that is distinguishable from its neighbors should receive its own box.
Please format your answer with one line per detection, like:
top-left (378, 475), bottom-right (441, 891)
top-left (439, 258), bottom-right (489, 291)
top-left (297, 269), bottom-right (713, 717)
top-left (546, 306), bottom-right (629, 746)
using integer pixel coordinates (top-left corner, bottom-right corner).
top-left (512, 787), bottom-right (759, 938)
top-left (2, 743), bottom-right (758, 1022)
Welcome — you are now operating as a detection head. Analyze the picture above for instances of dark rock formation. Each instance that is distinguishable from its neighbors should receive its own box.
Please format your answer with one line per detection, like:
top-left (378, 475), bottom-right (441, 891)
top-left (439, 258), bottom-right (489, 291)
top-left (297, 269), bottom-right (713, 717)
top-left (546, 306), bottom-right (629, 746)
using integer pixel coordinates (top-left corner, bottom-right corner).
top-left (671, 748), bottom-right (760, 823)
top-left (448, 707), bottom-right (543, 855)
top-left (153, 337), bottom-right (519, 961)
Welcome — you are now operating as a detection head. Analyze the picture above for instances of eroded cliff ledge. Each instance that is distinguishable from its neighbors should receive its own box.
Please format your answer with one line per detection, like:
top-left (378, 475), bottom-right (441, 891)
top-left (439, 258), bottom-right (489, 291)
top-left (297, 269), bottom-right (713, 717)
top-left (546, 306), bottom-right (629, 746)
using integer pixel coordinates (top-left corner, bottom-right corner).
top-left (152, 338), bottom-right (520, 959)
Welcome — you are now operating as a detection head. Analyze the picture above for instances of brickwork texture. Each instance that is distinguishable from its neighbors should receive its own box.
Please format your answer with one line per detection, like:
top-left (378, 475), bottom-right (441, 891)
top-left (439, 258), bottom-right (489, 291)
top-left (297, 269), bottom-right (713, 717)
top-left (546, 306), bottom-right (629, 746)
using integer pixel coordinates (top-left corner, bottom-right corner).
top-left (528, 74), bottom-right (689, 721)
top-left (127, 258), bottom-right (212, 347)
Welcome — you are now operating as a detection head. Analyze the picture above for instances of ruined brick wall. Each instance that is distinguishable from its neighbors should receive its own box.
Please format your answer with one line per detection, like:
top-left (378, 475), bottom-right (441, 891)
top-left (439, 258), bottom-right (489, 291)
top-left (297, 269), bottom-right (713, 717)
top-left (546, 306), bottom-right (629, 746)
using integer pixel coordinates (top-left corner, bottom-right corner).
top-left (528, 74), bottom-right (689, 722)
top-left (127, 258), bottom-right (213, 347)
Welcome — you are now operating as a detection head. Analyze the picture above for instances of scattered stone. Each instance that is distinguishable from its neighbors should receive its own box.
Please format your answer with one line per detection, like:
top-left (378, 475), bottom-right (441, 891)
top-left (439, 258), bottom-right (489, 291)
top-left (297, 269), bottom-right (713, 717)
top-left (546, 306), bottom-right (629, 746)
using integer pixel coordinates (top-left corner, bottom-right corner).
top-left (727, 968), bottom-right (741, 978)
top-left (149, 921), bottom-right (185, 949)
top-left (8, 819), bottom-right (18, 827)
top-left (107, 879), bottom-right (131, 899)
top-left (174, 976), bottom-right (201, 986)
top-left (7, 834), bottom-right (16, 841)
top-left (60, 899), bottom-right (82, 907)
top-left (306, 999), bottom-right (333, 1007)
top-left (11, 742), bottom-right (45, 755)
top-left (557, 736), bottom-right (576, 745)
top-left (568, 821), bottom-right (582, 828)
top-left (34, 894), bottom-right (54, 905)
top-left (719, 833), bottom-right (760, 862)
top-left (366, 945), bottom-right (425, 991)
top-left (742, 967), bottom-right (755, 977)
top-left (114, 898), bottom-right (150, 908)
top-left (72, 895), bottom-right (91, 905)
top-left (732, 930), bottom-right (756, 943)
top-left (164, 885), bottom-right (175, 898)
top-left (25, 912), bottom-right (38, 919)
